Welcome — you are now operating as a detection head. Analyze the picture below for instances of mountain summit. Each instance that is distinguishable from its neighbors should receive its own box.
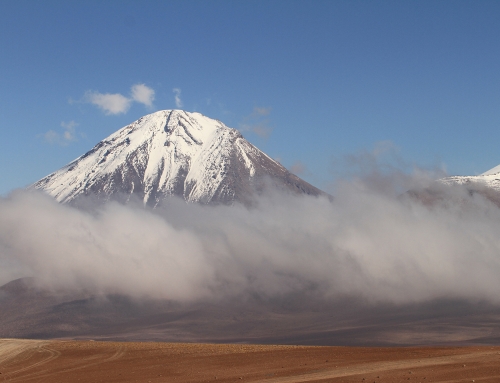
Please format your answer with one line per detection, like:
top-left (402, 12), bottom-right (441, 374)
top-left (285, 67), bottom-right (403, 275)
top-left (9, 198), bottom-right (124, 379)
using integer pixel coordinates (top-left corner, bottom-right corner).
top-left (33, 110), bottom-right (322, 205)
top-left (440, 164), bottom-right (500, 192)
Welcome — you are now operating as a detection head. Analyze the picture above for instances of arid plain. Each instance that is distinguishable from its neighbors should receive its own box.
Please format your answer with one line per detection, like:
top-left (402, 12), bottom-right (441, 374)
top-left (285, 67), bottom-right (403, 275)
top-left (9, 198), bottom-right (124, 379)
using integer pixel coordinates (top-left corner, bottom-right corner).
top-left (1, 339), bottom-right (500, 383)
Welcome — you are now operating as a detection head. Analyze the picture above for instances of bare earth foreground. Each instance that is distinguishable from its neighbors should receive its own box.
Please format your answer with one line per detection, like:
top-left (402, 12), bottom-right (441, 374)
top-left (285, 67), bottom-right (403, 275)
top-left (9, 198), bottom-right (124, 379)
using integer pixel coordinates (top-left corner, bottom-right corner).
top-left (0, 339), bottom-right (499, 383)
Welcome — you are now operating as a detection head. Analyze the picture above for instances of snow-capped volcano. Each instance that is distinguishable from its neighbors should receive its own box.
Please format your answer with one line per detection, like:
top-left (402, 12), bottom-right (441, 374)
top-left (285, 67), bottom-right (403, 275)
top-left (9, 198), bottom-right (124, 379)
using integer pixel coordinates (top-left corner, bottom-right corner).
top-left (440, 164), bottom-right (500, 192)
top-left (33, 110), bottom-right (322, 205)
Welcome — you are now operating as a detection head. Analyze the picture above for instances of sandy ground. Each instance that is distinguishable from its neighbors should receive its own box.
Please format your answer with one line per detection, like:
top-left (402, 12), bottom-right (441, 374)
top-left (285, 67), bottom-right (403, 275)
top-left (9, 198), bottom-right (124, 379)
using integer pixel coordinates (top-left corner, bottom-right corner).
top-left (0, 339), bottom-right (499, 382)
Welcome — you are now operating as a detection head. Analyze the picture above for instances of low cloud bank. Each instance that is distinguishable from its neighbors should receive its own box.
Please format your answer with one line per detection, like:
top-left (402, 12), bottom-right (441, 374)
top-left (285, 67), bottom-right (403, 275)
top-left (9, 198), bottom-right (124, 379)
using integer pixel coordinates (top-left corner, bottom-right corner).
top-left (1, 176), bottom-right (500, 304)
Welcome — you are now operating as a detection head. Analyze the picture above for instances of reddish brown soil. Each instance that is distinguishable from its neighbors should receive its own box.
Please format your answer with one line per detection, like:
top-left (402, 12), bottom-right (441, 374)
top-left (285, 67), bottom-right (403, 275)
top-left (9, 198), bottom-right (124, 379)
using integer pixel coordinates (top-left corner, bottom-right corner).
top-left (0, 339), bottom-right (499, 382)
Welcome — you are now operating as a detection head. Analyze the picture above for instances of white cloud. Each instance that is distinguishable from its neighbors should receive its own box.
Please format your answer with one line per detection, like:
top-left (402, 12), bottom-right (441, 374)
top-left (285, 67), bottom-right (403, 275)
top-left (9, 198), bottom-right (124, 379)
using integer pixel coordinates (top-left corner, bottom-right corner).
top-left (173, 88), bottom-right (183, 108)
top-left (84, 91), bottom-right (132, 115)
top-left (43, 121), bottom-right (79, 146)
top-left (5, 178), bottom-right (500, 305)
top-left (81, 84), bottom-right (156, 115)
top-left (131, 83), bottom-right (155, 108)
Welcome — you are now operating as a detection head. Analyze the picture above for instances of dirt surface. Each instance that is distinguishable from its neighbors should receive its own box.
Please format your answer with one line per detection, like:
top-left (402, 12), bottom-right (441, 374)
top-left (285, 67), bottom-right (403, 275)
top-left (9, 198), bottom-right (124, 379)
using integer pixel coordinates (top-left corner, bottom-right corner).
top-left (0, 339), bottom-right (499, 382)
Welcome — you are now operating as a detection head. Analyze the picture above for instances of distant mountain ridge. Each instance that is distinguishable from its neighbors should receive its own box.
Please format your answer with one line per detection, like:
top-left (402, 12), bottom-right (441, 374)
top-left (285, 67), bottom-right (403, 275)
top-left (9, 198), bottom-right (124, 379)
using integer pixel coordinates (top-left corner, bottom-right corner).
top-left (32, 110), bottom-right (322, 206)
top-left (440, 164), bottom-right (500, 192)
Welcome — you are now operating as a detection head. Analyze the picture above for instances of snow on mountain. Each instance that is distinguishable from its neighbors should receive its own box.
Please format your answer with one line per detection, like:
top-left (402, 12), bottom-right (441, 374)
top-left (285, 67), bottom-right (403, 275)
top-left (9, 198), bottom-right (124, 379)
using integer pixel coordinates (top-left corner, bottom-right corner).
top-left (440, 165), bottom-right (500, 192)
top-left (32, 110), bottom-right (322, 206)
top-left (481, 164), bottom-right (500, 177)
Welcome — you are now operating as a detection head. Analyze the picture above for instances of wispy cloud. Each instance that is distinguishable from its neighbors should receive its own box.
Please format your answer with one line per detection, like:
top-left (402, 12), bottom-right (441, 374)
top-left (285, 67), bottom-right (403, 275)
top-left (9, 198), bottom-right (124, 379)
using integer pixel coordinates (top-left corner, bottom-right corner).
top-left (131, 83), bottom-right (155, 108)
top-left (81, 83), bottom-right (156, 115)
top-left (61, 120), bottom-right (78, 141)
top-left (252, 107), bottom-right (271, 117)
top-left (290, 161), bottom-right (306, 175)
top-left (239, 106), bottom-right (273, 138)
top-left (43, 121), bottom-right (80, 146)
top-left (254, 124), bottom-right (273, 138)
top-left (173, 88), bottom-right (183, 108)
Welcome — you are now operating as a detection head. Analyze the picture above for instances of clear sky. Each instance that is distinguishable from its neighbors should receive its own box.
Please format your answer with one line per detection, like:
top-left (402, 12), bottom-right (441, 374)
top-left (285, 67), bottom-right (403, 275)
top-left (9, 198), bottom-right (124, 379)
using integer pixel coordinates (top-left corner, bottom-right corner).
top-left (1, 0), bottom-right (500, 195)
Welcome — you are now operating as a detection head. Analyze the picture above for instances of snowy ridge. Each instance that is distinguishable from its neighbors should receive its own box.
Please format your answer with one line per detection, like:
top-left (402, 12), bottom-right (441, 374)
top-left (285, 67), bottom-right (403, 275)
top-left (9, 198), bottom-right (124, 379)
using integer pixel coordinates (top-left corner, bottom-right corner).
top-left (481, 164), bottom-right (500, 177)
top-left (440, 167), bottom-right (500, 192)
top-left (33, 110), bottom-right (322, 205)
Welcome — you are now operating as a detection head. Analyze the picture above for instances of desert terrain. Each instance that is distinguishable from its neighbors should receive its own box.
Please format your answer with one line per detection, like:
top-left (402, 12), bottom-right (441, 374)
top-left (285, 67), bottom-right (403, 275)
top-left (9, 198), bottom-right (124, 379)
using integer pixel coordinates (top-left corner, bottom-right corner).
top-left (0, 339), bottom-right (499, 383)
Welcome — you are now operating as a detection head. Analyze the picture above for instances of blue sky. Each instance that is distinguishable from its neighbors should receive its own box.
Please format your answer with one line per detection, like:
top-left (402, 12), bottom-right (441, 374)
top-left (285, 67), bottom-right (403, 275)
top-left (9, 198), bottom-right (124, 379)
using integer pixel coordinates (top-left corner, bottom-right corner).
top-left (1, 0), bottom-right (500, 195)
